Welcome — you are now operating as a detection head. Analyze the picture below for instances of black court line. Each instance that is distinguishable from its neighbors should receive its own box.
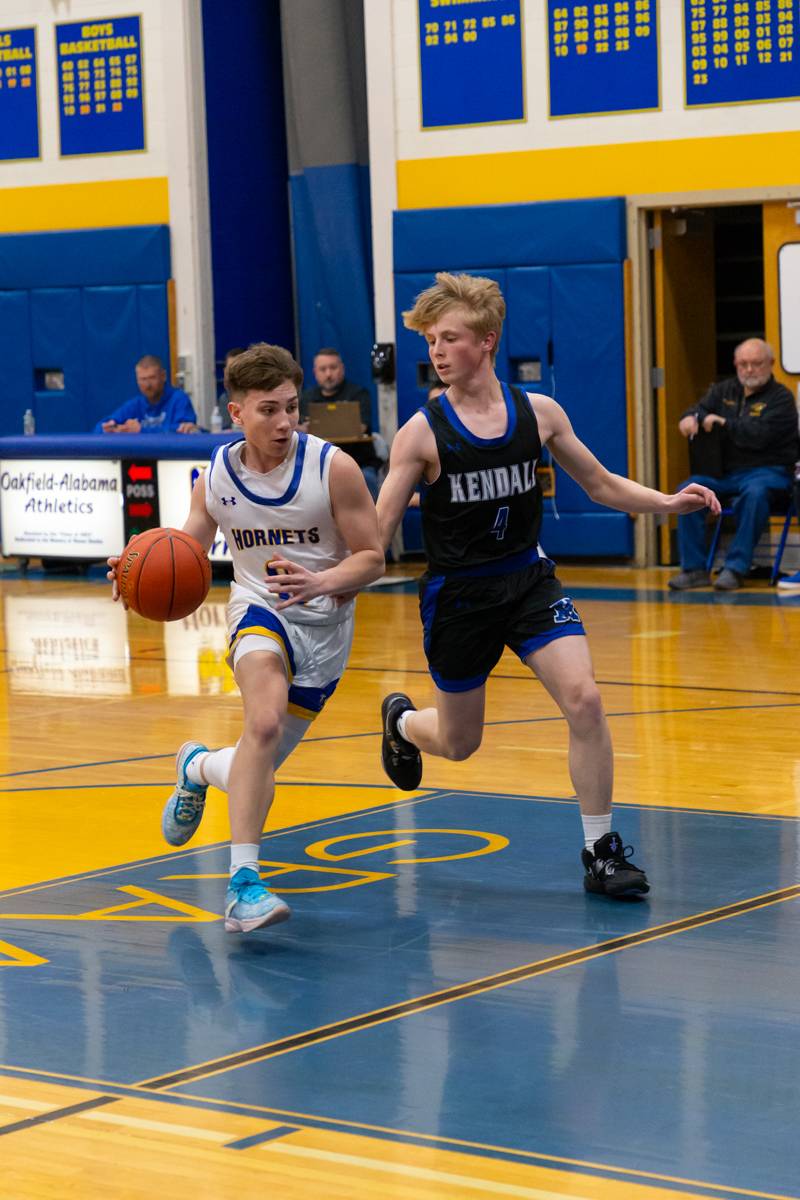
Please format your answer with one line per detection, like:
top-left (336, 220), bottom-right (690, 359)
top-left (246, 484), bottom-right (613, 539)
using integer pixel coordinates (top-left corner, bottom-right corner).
top-left (138, 883), bottom-right (800, 1091)
top-left (224, 1123), bottom-right (299, 1150)
top-left (0, 1093), bottom-right (115, 1137)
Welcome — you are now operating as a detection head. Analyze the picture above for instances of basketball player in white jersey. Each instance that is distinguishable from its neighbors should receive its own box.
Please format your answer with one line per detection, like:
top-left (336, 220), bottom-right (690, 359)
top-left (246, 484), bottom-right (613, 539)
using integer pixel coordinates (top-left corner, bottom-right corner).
top-left (111, 343), bottom-right (383, 932)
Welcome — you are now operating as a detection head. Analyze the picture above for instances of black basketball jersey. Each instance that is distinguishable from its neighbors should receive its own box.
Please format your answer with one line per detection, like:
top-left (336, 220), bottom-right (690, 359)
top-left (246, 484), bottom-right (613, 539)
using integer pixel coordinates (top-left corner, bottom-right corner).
top-left (420, 382), bottom-right (543, 574)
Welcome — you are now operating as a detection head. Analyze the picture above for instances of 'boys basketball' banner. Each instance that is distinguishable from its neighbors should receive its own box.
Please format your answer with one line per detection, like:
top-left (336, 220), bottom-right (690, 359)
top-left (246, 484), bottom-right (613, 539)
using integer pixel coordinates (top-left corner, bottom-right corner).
top-left (418, 0), bottom-right (524, 128)
top-left (547, 1), bottom-right (660, 117)
top-left (0, 27), bottom-right (39, 160)
top-left (685, 0), bottom-right (800, 107)
top-left (55, 15), bottom-right (145, 156)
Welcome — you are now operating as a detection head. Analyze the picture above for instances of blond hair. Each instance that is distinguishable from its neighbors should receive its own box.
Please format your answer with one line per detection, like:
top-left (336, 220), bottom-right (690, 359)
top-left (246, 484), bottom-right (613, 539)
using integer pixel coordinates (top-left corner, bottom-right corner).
top-left (402, 272), bottom-right (506, 360)
top-left (224, 342), bottom-right (303, 399)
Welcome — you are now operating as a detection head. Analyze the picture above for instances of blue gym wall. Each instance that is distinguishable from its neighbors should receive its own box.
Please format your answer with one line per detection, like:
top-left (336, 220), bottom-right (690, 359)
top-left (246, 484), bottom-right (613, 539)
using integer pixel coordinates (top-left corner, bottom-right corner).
top-left (394, 197), bottom-right (632, 558)
top-left (0, 226), bottom-right (171, 436)
top-left (201, 0), bottom-right (295, 376)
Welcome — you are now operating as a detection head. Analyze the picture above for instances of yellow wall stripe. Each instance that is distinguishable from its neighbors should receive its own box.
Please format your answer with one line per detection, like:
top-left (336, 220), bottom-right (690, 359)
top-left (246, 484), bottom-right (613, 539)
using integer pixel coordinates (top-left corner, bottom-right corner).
top-left (397, 131), bottom-right (800, 209)
top-left (0, 177), bottom-right (169, 233)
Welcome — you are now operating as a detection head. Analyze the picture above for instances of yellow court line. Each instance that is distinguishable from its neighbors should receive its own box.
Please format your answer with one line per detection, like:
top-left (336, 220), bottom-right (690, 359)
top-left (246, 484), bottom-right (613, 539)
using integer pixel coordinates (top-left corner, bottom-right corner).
top-left (0, 1095), bottom-right (52, 1113)
top-left (76, 1109), bottom-right (232, 1142)
top-left (261, 1143), bottom-right (598, 1200)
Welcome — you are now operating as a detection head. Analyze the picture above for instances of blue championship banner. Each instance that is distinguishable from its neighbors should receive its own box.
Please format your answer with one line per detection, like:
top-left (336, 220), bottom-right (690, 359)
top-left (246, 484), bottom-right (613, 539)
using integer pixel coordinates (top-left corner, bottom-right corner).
top-left (0, 27), bottom-right (39, 160)
top-left (685, 0), bottom-right (800, 106)
top-left (55, 15), bottom-right (144, 156)
top-left (419, 0), bottom-right (524, 128)
top-left (548, 1), bottom-right (660, 116)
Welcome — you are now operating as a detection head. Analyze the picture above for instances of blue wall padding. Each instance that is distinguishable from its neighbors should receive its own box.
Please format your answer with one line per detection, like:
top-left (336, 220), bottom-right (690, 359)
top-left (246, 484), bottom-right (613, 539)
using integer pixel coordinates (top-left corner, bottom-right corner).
top-left (30, 289), bottom-right (86, 436)
top-left (505, 267), bottom-right (553, 395)
top-left (201, 0), bottom-right (294, 362)
top-left (541, 512), bottom-right (631, 557)
top-left (0, 292), bottom-right (33, 418)
top-left (83, 287), bottom-right (138, 424)
top-left (81, 286), bottom-right (170, 431)
top-left (134, 285), bottom-right (170, 364)
top-left (549, 263), bottom-right (627, 502)
top-left (0, 227), bottom-right (173, 436)
top-left (291, 163), bottom-right (376, 422)
top-left (0, 226), bottom-right (170, 288)
top-left (393, 198), bottom-right (626, 272)
top-left (393, 196), bottom-right (632, 557)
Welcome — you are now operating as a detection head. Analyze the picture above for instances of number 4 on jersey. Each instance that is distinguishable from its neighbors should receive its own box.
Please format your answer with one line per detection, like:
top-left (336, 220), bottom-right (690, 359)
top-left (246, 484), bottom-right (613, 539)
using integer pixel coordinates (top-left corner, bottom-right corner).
top-left (491, 505), bottom-right (509, 541)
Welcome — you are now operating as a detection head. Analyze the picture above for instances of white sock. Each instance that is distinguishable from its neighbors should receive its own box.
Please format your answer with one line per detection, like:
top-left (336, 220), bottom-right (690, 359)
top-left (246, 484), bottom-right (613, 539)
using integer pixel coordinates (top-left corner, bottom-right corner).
top-left (190, 746), bottom-right (233, 791)
top-left (581, 812), bottom-right (612, 853)
top-left (230, 843), bottom-right (261, 877)
top-left (397, 711), bottom-right (414, 743)
top-left (185, 749), bottom-right (211, 787)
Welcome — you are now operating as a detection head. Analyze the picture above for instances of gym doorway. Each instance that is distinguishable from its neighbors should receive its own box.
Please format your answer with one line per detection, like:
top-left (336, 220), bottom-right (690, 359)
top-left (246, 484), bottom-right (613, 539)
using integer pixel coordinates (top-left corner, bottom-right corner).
top-left (650, 203), bottom-right (766, 564)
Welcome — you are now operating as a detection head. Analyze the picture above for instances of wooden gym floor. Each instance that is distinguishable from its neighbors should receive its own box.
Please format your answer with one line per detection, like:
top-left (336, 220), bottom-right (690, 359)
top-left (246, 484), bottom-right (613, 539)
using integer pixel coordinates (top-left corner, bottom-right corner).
top-left (0, 562), bottom-right (799, 1199)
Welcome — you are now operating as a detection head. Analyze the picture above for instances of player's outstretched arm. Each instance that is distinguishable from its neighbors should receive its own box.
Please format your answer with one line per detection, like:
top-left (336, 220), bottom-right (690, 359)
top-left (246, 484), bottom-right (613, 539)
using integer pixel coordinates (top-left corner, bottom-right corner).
top-left (376, 414), bottom-right (430, 550)
top-left (182, 471), bottom-right (219, 553)
top-left (267, 451), bottom-right (384, 609)
top-left (539, 396), bottom-right (721, 517)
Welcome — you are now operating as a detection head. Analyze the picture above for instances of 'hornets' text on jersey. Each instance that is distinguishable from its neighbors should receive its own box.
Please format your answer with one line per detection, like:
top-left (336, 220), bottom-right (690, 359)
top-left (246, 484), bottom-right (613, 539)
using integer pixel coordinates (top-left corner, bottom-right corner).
top-left (205, 433), bottom-right (351, 626)
top-left (229, 526), bottom-right (321, 550)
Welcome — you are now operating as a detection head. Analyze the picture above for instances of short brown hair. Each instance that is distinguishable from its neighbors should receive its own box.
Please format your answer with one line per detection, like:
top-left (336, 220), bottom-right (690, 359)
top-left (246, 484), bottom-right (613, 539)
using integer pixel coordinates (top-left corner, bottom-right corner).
top-left (403, 273), bottom-right (506, 360)
top-left (136, 354), bottom-right (164, 370)
top-left (224, 342), bottom-right (303, 398)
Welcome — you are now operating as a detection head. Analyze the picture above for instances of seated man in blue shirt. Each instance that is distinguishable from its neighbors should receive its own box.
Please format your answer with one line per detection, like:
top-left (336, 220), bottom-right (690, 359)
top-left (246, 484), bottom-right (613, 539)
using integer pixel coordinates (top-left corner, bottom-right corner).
top-left (95, 355), bottom-right (199, 434)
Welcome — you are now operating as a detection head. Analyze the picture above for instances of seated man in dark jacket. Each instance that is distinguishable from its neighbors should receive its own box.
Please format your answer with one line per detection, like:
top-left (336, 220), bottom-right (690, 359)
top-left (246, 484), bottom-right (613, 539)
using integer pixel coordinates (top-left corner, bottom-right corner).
top-left (95, 355), bottom-right (198, 434)
top-left (670, 338), bottom-right (798, 591)
top-left (300, 348), bottom-right (382, 498)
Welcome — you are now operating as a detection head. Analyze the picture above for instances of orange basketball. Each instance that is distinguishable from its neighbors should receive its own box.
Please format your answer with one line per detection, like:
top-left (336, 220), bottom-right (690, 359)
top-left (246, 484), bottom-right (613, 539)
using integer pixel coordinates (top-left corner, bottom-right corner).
top-left (117, 528), bottom-right (212, 621)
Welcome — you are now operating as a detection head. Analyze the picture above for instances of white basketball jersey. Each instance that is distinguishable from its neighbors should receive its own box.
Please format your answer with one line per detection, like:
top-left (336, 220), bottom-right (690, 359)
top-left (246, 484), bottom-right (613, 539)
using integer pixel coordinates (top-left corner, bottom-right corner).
top-left (205, 433), bottom-right (353, 626)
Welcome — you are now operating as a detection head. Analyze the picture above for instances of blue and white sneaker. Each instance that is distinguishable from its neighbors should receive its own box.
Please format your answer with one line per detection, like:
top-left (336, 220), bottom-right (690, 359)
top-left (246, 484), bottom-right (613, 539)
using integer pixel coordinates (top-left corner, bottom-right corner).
top-left (224, 868), bottom-right (291, 933)
top-left (161, 741), bottom-right (209, 846)
top-left (777, 569), bottom-right (800, 590)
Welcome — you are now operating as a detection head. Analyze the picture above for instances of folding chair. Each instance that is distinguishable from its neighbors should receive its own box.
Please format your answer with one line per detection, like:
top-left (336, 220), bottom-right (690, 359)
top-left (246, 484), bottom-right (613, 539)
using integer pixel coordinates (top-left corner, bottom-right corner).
top-left (705, 495), bottom-right (795, 583)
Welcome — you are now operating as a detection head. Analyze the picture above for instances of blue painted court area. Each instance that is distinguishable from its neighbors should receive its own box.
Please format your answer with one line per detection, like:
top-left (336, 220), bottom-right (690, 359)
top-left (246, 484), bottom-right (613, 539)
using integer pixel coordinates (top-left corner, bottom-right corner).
top-left (2, 791), bottom-right (799, 1195)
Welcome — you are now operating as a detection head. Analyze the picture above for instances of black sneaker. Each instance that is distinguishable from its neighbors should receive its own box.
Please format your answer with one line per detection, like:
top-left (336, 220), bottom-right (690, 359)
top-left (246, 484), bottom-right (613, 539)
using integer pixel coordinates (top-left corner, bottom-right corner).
top-left (381, 693), bottom-right (423, 790)
top-left (581, 831), bottom-right (650, 897)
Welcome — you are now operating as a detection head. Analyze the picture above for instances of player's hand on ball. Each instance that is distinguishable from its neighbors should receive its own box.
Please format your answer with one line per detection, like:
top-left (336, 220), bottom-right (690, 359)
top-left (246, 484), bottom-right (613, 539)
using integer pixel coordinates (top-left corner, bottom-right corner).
top-left (266, 557), bottom-right (325, 609)
top-left (106, 555), bottom-right (127, 607)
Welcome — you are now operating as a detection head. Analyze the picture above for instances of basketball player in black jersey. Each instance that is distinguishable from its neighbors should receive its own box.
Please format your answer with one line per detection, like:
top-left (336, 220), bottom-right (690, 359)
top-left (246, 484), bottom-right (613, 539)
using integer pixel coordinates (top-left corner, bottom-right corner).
top-left (376, 273), bottom-right (720, 897)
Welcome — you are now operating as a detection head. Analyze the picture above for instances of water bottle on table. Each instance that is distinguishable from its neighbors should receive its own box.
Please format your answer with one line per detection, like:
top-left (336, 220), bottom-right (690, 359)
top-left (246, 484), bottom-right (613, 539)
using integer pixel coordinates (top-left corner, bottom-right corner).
top-left (23, 409), bottom-right (35, 436)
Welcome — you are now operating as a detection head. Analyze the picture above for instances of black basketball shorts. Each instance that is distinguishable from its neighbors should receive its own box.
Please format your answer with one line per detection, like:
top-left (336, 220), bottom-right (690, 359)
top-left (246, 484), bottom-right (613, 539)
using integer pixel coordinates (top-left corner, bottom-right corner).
top-left (418, 557), bottom-right (585, 693)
